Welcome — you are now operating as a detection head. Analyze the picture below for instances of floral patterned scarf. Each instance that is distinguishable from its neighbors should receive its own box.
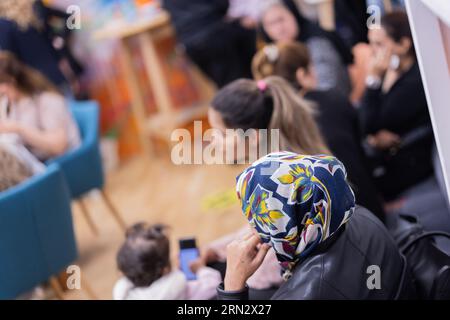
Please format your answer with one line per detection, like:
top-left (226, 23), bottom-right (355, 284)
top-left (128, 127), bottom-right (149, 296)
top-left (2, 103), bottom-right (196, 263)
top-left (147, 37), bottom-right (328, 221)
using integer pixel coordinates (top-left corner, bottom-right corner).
top-left (236, 152), bottom-right (356, 278)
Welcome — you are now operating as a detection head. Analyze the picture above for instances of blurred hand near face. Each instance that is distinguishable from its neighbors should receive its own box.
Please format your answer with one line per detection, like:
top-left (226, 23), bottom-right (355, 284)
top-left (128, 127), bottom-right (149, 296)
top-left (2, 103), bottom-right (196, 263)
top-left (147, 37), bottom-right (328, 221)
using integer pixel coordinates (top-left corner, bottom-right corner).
top-left (240, 17), bottom-right (257, 29)
top-left (369, 47), bottom-right (393, 78)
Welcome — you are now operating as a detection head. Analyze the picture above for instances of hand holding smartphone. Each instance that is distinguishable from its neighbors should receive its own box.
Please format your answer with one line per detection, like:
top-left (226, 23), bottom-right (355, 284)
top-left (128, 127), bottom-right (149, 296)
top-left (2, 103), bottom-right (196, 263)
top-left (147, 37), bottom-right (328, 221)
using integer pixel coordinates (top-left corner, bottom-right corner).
top-left (179, 237), bottom-right (200, 281)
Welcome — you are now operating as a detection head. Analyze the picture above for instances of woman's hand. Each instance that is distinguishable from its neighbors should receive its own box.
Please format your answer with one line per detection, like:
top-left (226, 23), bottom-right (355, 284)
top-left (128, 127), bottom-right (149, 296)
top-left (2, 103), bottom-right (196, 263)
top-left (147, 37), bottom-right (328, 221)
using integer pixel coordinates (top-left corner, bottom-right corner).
top-left (240, 17), bottom-right (257, 29)
top-left (369, 47), bottom-right (392, 78)
top-left (189, 256), bottom-right (206, 274)
top-left (189, 247), bottom-right (220, 274)
top-left (368, 130), bottom-right (401, 150)
top-left (0, 120), bottom-right (21, 134)
top-left (224, 233), bottom-right (271, 291)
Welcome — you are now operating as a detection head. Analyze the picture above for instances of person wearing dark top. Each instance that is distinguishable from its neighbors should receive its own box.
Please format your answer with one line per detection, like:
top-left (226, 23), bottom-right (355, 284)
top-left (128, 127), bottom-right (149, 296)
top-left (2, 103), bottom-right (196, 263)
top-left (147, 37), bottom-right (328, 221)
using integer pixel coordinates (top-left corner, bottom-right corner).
top-left (162, 0), bottom-right (256, 88)
top-left (0, 0), bottom-right (67, 88)
top-left (360, 11), bottom-right (434, 200)
top-left (252, 41), bottom-right (385, 221)
top-left (334, 0), bottom-right (369, 47)
top-left (34, 0), bottom-right (85, 81)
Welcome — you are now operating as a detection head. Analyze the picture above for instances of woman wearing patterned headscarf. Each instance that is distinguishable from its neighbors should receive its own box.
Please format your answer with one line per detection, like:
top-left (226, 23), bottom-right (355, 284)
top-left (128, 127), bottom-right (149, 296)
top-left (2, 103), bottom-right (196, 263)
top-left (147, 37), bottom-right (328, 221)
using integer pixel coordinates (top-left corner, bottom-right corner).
top-left (218, 152), bottom-right (415, 300)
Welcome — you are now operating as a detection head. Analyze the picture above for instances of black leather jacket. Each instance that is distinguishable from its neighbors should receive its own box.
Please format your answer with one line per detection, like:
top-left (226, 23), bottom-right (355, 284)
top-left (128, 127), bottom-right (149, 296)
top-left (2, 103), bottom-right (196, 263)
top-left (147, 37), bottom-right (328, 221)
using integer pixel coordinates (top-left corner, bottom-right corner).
top-left (218, 207), bottom-right (415, 300)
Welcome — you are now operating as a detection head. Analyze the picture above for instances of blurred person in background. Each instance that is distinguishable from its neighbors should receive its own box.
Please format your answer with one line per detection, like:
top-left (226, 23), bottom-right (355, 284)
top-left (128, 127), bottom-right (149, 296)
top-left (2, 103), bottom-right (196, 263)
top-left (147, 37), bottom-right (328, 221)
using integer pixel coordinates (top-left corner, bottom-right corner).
top-left (360, 11), bottom-right (434, 201)
top-left (0, 0), bottom-right (85, 96)
top-left (259, 0), bottom-right (353, 97)
top-left (34, 0), bottom-right (86, 98)
top-left (334, 0), bottom-right (370, 47)
top-left (0, 52), bottom-right (80, 164)
top-left (0, 0), bottom-right (67, 90)
top-left (252, 42), bottom-right (385, 221)
top-left (163, 0), bottom-right (257, 88)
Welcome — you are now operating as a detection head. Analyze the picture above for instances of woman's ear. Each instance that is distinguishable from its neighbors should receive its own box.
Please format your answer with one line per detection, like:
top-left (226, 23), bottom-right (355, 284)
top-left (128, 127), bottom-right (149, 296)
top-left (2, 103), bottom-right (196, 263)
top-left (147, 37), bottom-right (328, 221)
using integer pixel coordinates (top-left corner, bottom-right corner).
top-left (295, 68), bottom-right (307, 88)
top-left (296, 67), bottom-right (316, 92)
top-left (399, 37), bottom-right (413, 56)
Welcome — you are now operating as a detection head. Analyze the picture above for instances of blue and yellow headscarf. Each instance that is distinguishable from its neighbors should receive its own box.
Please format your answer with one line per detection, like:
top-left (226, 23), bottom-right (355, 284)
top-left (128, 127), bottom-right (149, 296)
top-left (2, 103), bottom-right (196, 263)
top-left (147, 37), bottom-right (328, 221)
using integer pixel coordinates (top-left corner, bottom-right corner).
top-left (236, 152), bottom-right (355, 278)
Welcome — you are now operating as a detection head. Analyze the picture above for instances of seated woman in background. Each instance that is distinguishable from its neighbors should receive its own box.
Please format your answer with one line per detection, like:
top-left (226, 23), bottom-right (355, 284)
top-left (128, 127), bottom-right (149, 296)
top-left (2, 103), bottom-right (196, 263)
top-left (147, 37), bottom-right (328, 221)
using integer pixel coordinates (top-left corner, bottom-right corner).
top-left (252, 42), bottom-right (384, 221)
top-left (218, 152), bottom-right (414, 300)
top-left (0, 52), bottom-right (80, 164)
top-left (360, 11), bottom-right (434, 201)
top-left (259, 0), bottom-right (353, 97)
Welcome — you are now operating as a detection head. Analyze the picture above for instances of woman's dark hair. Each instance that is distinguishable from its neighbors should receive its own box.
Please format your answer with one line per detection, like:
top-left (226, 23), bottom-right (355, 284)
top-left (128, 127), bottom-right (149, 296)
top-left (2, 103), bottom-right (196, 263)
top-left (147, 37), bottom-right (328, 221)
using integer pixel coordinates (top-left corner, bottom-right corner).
top-left (0, 52), bottom-right (58, 95)
top-left (117, 223), bottom-right (171, 288)
top-left (259, 0), bottom-right (353, 65)
top-left (381, 11), bottom-right (415, 56)
top-left (212, 79), bottom-right (274, 131)
top-left (211, 76), bottom-right (330, 155)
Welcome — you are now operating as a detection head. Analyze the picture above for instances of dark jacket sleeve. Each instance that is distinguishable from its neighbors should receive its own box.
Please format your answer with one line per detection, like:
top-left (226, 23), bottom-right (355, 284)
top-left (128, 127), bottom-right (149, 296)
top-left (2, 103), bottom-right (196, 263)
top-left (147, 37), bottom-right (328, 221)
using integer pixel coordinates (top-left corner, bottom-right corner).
top-left (216, 0), bottom-right (230, 16)
top-left (0, 19), bottom-right (18, 53)
top-left (360, 73), bottom-right (429, 136)
top-left (217, 283), bottom-right (249, 300)
top-left (163, 0), bottom-right (229, 17)
top-left (359, 87), bottom-right (384, 135)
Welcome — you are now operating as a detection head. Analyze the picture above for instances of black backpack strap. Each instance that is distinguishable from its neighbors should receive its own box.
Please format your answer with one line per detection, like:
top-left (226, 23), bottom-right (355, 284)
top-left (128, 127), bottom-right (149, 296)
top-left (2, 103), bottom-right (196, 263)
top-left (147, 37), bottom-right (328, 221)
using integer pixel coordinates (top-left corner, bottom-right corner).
top-left (431, 266), bottom-right (450, 300)
top-left (394, 254), bottom-right (410, 300)
top-left (401, 231), bottom-right (450, 253)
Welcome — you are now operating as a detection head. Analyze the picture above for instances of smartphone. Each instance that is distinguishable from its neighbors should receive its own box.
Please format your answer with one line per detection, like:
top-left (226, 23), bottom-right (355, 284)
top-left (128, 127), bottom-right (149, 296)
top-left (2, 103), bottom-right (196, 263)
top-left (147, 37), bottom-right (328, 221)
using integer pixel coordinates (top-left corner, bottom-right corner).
top-left (179, 237), bottom-right (199, 281)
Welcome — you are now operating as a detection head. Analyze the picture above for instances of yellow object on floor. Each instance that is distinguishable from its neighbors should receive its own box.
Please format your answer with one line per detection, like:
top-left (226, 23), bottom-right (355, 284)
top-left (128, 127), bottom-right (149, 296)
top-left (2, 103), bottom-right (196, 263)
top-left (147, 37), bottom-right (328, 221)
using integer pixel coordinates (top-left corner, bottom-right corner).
top-left (201, 189), bottom-right (239, 213)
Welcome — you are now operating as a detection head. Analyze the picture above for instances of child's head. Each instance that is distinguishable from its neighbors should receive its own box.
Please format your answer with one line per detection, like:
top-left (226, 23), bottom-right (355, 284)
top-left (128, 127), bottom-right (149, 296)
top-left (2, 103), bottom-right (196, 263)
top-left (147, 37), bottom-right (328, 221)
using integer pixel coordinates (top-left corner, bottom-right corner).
top-left (209, 76), bottom-right (329, 156)
top-left (252, 42), bottom-right (317, 92)
top-left (117, 223), bottom-right (171, 288)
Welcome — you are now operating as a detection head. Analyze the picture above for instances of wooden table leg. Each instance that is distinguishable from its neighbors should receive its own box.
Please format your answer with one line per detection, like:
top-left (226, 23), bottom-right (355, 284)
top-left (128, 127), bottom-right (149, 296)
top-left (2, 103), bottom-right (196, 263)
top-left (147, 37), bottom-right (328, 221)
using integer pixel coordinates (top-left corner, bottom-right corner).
top-left (139, 32), bottom-right (174, 115)
top-left (77, 198), bottom-right (99, 236)
top-left (118, 40), bottom-right (153, 156)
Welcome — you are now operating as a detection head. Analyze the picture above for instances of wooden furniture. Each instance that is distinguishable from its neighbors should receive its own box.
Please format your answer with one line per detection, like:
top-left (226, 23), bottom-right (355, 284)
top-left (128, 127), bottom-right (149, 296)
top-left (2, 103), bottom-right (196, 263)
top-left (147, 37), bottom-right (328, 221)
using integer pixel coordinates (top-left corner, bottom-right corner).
top-left (94, 11), bottom-right (215, 156)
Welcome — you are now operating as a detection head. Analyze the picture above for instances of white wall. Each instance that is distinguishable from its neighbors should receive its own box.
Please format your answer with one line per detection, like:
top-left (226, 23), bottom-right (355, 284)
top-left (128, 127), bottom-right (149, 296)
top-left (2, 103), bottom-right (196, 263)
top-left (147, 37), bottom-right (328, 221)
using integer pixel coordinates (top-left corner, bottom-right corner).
top-left (406, 0), bottom-right (450, 205)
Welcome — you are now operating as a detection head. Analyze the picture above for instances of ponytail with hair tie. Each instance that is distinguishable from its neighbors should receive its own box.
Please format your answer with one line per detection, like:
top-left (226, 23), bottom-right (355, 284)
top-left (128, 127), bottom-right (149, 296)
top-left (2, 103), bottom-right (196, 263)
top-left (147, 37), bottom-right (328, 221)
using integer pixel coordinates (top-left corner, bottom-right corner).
top-left (211, 76), bottom-right (330, 156)
top-left (257, 80), bottom-right (268, 93)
